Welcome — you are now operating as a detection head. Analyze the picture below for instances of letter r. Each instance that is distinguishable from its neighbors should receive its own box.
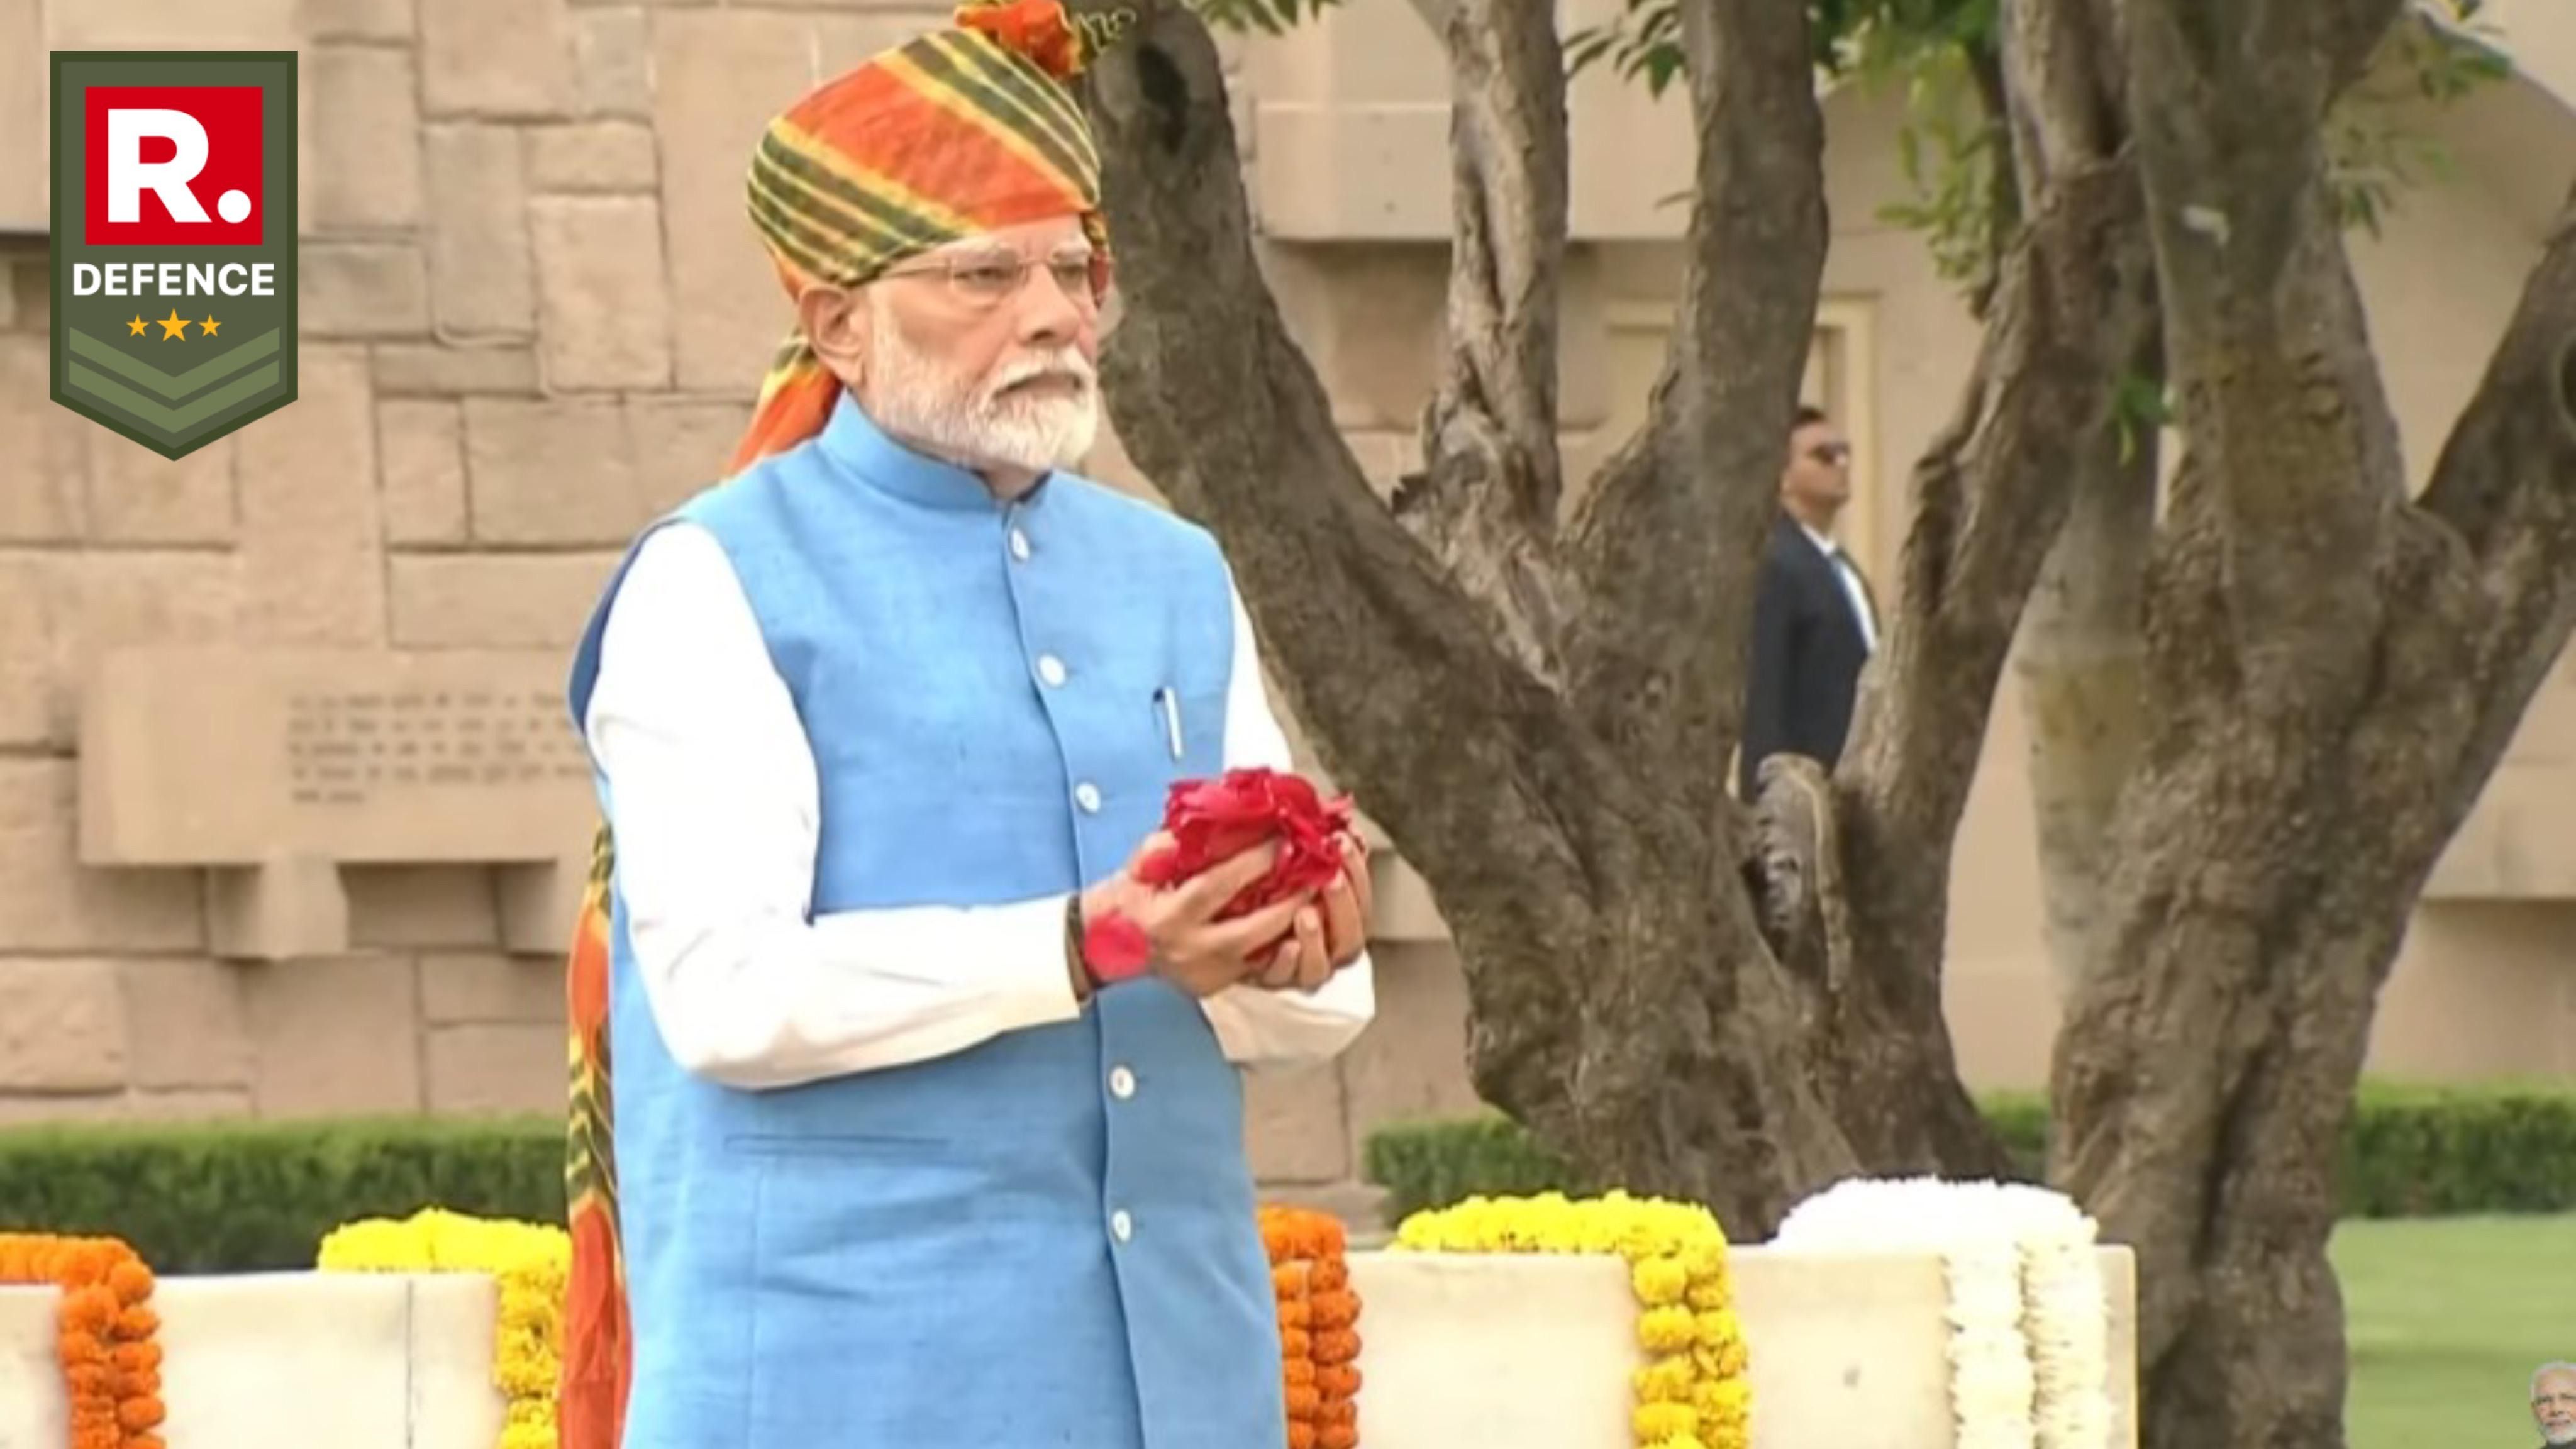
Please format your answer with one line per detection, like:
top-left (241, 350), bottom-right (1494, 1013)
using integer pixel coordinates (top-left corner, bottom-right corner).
top-left (106, 109), bottom-right (211, 225)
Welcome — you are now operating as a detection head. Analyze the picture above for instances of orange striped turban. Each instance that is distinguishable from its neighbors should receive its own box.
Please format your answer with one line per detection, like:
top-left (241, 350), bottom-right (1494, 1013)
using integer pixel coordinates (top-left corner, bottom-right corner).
top-left (726, 0), bottom-right (1112, 475)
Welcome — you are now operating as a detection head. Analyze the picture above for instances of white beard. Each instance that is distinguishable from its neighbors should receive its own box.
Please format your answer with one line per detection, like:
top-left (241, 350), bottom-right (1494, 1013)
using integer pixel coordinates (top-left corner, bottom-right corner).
top-left (860, 294), bottom-right (1098, 475)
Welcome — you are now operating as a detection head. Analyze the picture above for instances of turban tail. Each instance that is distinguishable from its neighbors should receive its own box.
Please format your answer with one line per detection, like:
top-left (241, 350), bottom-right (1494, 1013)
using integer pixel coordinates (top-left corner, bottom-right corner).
top-left (557, 8), bottom-right (1109, 1449)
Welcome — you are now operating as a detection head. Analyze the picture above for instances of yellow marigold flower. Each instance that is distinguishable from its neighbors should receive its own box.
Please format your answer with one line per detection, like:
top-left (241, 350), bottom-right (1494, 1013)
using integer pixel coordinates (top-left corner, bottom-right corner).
top-left (1631, 1255), bottom-right (1689, 1304)
top-left (1633, 1400), bottom-right (1699, 1441)
top-left (1392, 1188), bottom-right (1753, 1449)
top-left (1633, 1356), bottom-right (1695, 1402)
top-left (1638, 1304), bottom-right (1698, 1353)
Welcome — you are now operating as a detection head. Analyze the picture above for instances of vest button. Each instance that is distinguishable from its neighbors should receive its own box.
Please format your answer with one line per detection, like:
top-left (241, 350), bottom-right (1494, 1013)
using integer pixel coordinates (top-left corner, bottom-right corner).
top-left (1074, 782), bottom-right (1102, 813)
top-left (1036, 653), bottom-right (1067, 687)
top-left (1110, 1209), bottom-right (1134, 1242)
top-left (1009, 528), bottom-right (1031, 561)
top-left (1109, 1065), bottom-right (1136, 1099)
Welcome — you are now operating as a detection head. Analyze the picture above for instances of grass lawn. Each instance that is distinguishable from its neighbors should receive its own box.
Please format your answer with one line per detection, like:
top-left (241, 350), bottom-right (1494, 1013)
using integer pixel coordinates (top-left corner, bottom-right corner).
top-left (2332, 1212), bottom-right (2575, 1448)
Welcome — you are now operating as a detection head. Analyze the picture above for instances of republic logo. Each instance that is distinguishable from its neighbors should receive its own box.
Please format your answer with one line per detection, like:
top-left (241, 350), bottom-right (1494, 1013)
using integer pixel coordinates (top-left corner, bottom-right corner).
top-left (48, 50), bottom-right (299, 459)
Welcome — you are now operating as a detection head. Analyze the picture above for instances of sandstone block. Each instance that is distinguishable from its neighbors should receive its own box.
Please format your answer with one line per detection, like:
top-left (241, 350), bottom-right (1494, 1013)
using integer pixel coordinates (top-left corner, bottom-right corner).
top-left (533, 196), bottom-right (674, 390)
top-left (656, 8), bottom-right (813, 394)
top-left (526, 121), bottom-right (658, 193)
top-left (86, 432), bottom-right (237, 545)
top-left (426, 1023), bottom-right (562, 1114)
top-left (0, 1092), bottom-right (131, 1129)
top-left (309, 46), bottom-right (425, 231)
top-left (629, 395), bottom-right (752, 515)
top-left (347, 868), bottom-right (502, 949)
top-left (390, 553), bottom-right (622, 648)
top-left (816, 13), bottom-right (948, 74)
top-left (0, 9), bottom-right (38, 231)
top-left (422, 952), bottom-right (564, 1024)
top-left (464, 397), bottom-right (640, 545)
top-left (236, 347), bottom-right (386, 645)
top-left (125, 1089), bottom-right (255, 1121)
top-left (422, 0), bottom-right (578, 118)
top-left (0, 336), bottom-right (89, 541)
top-left (0, 553), bottom-right (55, 748)
top-left (37, 552), bottom-right (247, 752)
top-left (574, 8), bottom-right (653, 118)
top-left (208, 857), bottom-right (354, 960)
top-left (424, 125), bottom-right (536, 338)
top-left (298, 0), bottom-right (414, 40)
top-left (49, 0), bottom-right (296, 46)
top-left (373, 342), bottom-right (541, 397)
top-left (0, 959), bottom-right (128, 1092)
top-left (1338, 942), bottom-right (1481, 1140)
top-left (3, 255), bottom-right (48, 335)
top-left (1244, 1063), bottom-right (1352, 1183)
top-left (118, 958), bottom-right (252, 1091)
top-left (302, 243), bottom-right (433, 338)
top-left (242, 955), bottom-right (423, 1116)
top-left (378, 400), bottom-right (469, 546)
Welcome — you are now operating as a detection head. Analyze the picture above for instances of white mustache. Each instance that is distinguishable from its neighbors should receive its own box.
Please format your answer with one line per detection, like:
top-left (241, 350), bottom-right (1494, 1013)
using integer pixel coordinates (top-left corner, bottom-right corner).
top-left (987, 352), bottom-right (1095, 400)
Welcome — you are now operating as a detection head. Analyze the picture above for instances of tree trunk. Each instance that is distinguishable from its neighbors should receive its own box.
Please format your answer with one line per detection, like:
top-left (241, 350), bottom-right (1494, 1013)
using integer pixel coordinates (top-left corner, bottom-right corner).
top-left (1077, 0), bottom-right (2576, 1439)
top-left (2051, 2), bottom-right (2576, 1444)
top-left (2014, 374), bottom-right (2158, 1001)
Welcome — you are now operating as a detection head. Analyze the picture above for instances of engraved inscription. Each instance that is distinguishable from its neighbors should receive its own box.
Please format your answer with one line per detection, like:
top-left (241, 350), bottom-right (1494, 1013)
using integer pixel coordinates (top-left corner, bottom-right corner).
top-left (286, 688), bottom-right (589, 807)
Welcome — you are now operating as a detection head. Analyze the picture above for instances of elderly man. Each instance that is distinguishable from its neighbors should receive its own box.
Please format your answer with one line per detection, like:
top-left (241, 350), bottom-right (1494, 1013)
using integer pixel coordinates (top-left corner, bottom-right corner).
top-left (2536, 1362), bottom-right (2576, 1447)
top-left (551, 3), bottom-right (1377, 1446)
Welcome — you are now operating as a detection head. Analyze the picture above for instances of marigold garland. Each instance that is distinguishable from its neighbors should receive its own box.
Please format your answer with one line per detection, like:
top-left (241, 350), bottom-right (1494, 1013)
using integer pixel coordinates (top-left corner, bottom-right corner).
top-left (1258, 1204), bottom-right (1362, 1449)
top-left (316, 1208), bottom-right (569, 1449)
top-left (0, 1233), bottom-right (167, 1449)
top-left (1392, 1192), bottom-right (1751, 1449)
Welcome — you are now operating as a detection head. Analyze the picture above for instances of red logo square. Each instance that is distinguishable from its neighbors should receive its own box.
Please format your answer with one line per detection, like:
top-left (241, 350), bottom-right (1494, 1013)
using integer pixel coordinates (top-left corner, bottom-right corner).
top-left (82, 86), bottom-right (265, 248)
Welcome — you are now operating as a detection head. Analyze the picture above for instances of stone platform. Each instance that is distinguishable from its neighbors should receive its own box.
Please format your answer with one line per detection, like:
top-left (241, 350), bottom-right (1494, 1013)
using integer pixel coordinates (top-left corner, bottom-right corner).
top-left (0, 1246), bottom-right (2136, 1448)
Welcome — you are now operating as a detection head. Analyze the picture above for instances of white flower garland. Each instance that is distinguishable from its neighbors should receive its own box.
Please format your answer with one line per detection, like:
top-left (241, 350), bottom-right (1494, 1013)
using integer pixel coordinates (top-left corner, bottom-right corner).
top-left (1774, 1177), bottom-right (2113, 1449)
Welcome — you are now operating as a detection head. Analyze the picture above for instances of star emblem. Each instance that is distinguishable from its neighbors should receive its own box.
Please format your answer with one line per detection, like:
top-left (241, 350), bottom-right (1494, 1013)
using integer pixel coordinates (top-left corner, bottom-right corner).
top-left (126, 316), bottom-right (146, 336)
top-left (154, 309), bottom-right (191, 340)
top-left (200, 316), bottom-right (221, 337)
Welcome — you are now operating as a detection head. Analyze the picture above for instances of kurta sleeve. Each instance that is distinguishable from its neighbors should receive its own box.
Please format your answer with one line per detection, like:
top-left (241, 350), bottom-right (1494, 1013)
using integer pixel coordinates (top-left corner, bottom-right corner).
top-left (1192, 570), bottom-right (1380, 1071)
top-left (584, 521), bottom-right (1083, 1091)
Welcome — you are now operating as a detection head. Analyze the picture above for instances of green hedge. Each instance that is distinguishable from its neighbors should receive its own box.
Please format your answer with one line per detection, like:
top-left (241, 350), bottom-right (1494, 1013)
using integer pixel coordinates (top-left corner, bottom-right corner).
top-left (0, 1115), bottom-right (562, 1274)
top-left (3, 1081), bottom-right (2570, 1270)
top-left (1362, 1080), bottom-right (2576, 1224)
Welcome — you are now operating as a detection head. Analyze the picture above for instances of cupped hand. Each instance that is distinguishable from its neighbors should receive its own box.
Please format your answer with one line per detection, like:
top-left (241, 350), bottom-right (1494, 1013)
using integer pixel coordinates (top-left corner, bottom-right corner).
top-left (1080, 832), bottom-right (1311, 998)
top-left (1250, 833), bottom-right (1371, 994)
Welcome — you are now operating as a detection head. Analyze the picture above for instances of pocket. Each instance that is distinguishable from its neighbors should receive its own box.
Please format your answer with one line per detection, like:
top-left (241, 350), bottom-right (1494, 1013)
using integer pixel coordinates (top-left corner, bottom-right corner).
top-left (724, 1131), bottom-right (947, 1160)
top-left (1150, 684), bottom-right (1228, 775)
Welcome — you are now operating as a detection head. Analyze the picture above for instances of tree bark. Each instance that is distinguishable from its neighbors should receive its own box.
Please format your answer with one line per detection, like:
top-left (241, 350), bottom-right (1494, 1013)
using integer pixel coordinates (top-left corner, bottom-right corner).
top-left (1808, 0), bottom-right (2155, 1173)
top-left (2014, 360), bottom-right (2158, 1002)
top-left (1077, 0), bottom-right (1858, 1232)
top-left (2051, 0), bottom-right (2576, 1441)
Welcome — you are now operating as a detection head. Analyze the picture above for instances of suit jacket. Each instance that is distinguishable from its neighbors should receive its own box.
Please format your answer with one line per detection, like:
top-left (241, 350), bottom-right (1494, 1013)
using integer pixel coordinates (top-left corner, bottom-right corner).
top-left (1740, 513), bottom-right (1876, 798)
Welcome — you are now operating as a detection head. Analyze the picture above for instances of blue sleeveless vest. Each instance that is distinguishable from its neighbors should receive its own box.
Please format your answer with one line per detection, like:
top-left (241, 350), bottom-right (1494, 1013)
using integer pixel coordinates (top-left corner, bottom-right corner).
top-left (565, 394), bottom-right (1284, 1449)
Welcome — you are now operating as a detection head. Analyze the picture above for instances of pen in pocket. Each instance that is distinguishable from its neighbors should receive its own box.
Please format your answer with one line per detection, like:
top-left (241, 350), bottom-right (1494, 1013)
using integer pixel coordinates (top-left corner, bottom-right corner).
top-left (1155, 688), bottom-right (1183, 760)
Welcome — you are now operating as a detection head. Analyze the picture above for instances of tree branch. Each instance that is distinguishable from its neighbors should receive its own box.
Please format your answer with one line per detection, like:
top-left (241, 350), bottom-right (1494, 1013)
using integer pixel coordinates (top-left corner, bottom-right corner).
top-left (1831, 0), bottom-right (2154, 916)
top-left (2407, 183), bottom-right (2576, 801)
top-left (1077, 2), bottom-right (1591, 1022)
top-left (1557, 0), bottom-right (1826, 816)
top-left (1394, 0), bottom-right (1575, 684)
top-left (2122, 0), bottom-right (2409, 720)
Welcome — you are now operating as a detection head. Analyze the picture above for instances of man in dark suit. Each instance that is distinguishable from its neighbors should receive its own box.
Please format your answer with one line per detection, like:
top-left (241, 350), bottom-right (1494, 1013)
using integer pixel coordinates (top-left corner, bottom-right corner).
top-left (1739, 404), bottom-right (1879, 799)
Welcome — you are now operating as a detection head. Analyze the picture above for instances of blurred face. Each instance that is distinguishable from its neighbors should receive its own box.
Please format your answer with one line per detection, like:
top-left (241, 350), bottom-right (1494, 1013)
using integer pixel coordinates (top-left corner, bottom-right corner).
top-left (1781, 416), bottom-right (1852, 525)
top-left (2537, 1367), bottom-right (2576, 1444)
top-left (801, 215), bottom-right (1106, 487)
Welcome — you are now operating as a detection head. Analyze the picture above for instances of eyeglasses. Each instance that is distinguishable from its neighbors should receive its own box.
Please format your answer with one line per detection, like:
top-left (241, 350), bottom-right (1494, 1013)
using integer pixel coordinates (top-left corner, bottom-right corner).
top-left (1807, 441), bottom-right (1851, 466)
top-left (880, 250), bottom-right (1111, 310)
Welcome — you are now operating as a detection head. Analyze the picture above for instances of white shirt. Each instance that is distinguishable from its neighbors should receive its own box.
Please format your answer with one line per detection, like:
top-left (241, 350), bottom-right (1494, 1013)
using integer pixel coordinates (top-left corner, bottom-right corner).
top-left (582, 520), bottom-right (1378, 1091)
top-left (1798, 521), bottom-right (1879, 653)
